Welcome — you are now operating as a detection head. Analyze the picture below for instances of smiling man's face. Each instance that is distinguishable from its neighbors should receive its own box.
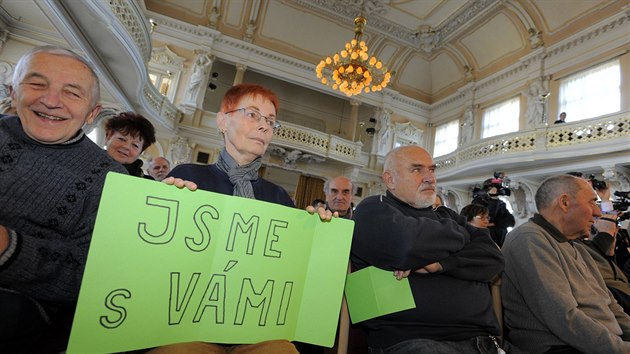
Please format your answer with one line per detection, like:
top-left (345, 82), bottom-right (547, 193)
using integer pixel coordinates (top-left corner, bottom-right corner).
top-left (11, 51), bottom-right (100, 144)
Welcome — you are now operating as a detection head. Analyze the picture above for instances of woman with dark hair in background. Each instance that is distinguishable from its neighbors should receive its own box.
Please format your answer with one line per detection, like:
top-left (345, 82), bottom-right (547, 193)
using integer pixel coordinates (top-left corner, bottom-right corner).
top-left (104, 111), bottom-right (156, 179)
top-left (460, 204), bottom-right (491, 229)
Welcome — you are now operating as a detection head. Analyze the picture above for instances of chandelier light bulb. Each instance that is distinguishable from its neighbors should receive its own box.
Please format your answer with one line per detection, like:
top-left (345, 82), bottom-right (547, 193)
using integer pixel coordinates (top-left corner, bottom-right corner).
top-left (314, 16), bottom-right (391, 97)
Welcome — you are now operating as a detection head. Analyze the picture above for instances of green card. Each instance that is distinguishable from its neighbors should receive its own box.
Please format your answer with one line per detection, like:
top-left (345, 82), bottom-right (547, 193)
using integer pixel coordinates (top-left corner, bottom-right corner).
top-left (67, 172), bottom-right (354, 353)
top-left (344, 266), bottom-right (416, 324)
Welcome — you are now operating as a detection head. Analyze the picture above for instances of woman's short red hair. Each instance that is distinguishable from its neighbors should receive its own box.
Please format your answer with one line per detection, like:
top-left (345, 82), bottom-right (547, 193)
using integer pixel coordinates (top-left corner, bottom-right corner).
top-left (220, 83), bottom-right (279, 114)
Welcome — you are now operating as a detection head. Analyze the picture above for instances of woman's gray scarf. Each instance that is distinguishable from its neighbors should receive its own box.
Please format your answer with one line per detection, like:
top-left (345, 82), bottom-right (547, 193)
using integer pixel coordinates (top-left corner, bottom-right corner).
top-left (216, 148), bottom-right (261, 199)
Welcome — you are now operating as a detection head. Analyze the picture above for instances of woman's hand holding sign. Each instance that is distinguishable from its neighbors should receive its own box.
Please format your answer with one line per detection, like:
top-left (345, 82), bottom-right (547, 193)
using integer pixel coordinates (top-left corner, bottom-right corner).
top-left (162, 176), bottom-right (197, 191)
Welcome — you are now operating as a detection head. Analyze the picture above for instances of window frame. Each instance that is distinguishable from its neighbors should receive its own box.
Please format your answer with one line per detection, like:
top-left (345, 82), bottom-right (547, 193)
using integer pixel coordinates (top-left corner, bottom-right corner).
top-left (148, 46), bottom-right (185, 103)
top-left (481, 96), bottom-right (520, 139)
top-left (433, 120), bottom-right (460, 157)
top-left (558, 58), bottom-right (621, 122)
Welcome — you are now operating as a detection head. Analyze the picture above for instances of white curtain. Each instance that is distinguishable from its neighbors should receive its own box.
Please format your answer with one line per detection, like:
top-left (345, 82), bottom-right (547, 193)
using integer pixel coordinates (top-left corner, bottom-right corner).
top-left (482, 97), bottom-right (520, 139)
top-left (433, 120), bottom-right (459, 157)
top-left (559, 59), bottom-right (620, 122)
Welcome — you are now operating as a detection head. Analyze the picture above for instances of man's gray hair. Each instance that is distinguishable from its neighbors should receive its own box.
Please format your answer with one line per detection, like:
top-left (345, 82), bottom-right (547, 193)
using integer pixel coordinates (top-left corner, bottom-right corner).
top-left (149, 156), bottom-right (171, 168)
top-left (12, 45), bottom-right (101, 106)
top-left (383, 146), bottom-right (407, 173)
top-left (535, 175), bottom-right (583, 210)
top-left (323, 176), bottom-right (357, 195)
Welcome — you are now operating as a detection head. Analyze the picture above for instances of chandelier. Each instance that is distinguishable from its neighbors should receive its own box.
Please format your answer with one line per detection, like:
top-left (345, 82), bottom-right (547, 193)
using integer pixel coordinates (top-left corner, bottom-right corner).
top-left (315, 16), bottom-right (391, 97)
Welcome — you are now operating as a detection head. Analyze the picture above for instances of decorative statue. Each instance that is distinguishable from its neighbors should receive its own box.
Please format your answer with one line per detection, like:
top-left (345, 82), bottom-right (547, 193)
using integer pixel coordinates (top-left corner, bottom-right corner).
top-left (460, 107), bottom-right (474, 146)
top-left (185, 52), bottom-right (212, 103)
top-left (526, 79), bottom-right (548, 127)
top-left (377, 109), bottom-right (392, 155)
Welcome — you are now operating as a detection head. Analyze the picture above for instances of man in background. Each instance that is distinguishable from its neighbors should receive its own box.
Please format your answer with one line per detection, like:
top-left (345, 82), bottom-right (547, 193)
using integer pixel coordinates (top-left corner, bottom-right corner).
top-left (324, 176), bottom-right (354, 219)
top-left (148, 156), bottom-right (171, 181)
top-left (554, 111), bottom-right (567, 124)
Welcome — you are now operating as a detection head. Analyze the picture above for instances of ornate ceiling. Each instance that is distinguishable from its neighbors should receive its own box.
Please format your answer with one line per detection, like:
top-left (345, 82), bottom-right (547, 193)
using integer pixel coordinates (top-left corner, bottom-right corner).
top-left (143, 0), bottom-right (623, 104)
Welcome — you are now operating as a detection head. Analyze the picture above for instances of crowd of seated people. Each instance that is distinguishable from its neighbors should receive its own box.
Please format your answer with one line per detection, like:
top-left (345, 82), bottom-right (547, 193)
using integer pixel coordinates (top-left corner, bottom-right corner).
top-left (2, 45), bottom-right (630, 354)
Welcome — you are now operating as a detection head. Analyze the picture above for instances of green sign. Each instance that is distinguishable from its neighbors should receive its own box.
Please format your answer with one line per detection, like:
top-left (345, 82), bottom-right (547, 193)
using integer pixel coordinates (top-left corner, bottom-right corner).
top-left (345, 266), bottom-right (416, 323)
top-left (67, 173), bottom-right (354, 353)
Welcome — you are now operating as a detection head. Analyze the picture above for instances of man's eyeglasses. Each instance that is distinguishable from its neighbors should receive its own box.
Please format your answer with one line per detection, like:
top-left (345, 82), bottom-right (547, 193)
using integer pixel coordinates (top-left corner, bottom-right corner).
top-left (225, 108), bottom-right (281, 130)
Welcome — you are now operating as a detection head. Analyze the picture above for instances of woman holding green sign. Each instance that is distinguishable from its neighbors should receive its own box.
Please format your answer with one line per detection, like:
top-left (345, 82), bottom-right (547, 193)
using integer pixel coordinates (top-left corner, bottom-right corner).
top-left (164, 84), bottom-right (293, 209)
top-left (151, 83), bottom-right (321, 354)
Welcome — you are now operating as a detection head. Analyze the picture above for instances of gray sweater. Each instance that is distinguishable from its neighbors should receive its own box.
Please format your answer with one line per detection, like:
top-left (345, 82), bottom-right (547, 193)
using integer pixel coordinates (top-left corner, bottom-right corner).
top-left (502, 214), bottom-right (630, 353)
top-left (0, 115), bottom-right (127, 304)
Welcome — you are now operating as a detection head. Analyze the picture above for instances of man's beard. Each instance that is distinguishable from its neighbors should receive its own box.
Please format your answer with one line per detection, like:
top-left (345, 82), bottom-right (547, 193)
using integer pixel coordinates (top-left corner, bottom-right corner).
top-left (415, 190), bottom-right (436, 209)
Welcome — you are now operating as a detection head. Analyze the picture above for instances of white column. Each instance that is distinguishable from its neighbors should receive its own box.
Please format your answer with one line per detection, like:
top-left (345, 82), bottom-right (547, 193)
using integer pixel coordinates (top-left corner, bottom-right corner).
top-left (233, 64), bottom-right (247, 85)
top-left (350, 99), bottom-right (360, 141)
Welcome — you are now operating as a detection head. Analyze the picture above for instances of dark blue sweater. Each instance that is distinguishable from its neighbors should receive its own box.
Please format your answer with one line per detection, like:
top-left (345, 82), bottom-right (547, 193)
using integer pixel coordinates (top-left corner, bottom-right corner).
top-left (168, 163), bottom-right (295, 208)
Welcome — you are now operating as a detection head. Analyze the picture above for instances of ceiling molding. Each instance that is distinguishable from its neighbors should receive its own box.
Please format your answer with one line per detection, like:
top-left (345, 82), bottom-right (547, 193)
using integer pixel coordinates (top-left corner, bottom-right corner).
top-left (435, 0), bottom-right (503, 47)
top-left (149, 12), bottom-right (430, 122)
top-left (292, 0), bottom-right (419, 48)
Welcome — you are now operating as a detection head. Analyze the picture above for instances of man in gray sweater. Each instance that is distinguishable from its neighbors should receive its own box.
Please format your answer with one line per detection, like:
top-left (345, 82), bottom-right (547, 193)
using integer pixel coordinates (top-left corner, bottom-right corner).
top-left (502, 174), bottom-right (630, 353)
top-left (0, 46), bottom-right (126, 353)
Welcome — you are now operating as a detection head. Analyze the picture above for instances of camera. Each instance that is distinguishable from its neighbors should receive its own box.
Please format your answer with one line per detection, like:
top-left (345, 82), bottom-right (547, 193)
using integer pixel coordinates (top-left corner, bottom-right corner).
top-left (615, 191), bottom-right (630, 199)
top-left (484, 171), bottom-right (511, 196)
top-left (472, 172), bottom-right (511, 203)
top-left (613, 191), bottom-right (630, 222)
top-left (588, 175), bottom-right (607, 190)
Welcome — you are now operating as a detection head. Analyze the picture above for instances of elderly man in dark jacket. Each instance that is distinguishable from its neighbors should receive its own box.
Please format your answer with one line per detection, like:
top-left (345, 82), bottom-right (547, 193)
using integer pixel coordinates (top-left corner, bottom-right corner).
top-left (351, 145), bottom-right (521, 354)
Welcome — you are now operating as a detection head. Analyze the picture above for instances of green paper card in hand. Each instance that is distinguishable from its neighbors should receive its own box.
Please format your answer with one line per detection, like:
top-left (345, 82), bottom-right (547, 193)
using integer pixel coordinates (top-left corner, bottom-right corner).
top-left (344, 266), bottom-right (416, 323)
top-left (67, 172), bottom-right (354, 353)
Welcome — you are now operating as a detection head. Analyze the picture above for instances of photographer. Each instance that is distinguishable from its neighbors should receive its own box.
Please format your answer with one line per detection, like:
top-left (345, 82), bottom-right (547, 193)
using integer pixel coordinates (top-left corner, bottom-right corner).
top-left (579, 178), bottom-right (630, 314)
top-left (486, 187), bottom-right (515, 247)
top-left (589, 177), bottom-right (630, 272)
top-left (472, 183), bottom-right (515, 247)
top-left (611, 191), bottom-right (630, 276)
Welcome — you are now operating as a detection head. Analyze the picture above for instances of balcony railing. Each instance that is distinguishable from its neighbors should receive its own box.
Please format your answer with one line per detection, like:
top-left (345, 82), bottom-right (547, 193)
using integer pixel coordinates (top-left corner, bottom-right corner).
top-left (273, 121), bottom-right (368, 166)
top-left (435, 111), bottom-right (629, 173)
top-left (107, 0), bottom-right (183, 129)
top-left (546, 114), bottom-right (629, 147)
top-left (143, 85), bottom-right (183, 129)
